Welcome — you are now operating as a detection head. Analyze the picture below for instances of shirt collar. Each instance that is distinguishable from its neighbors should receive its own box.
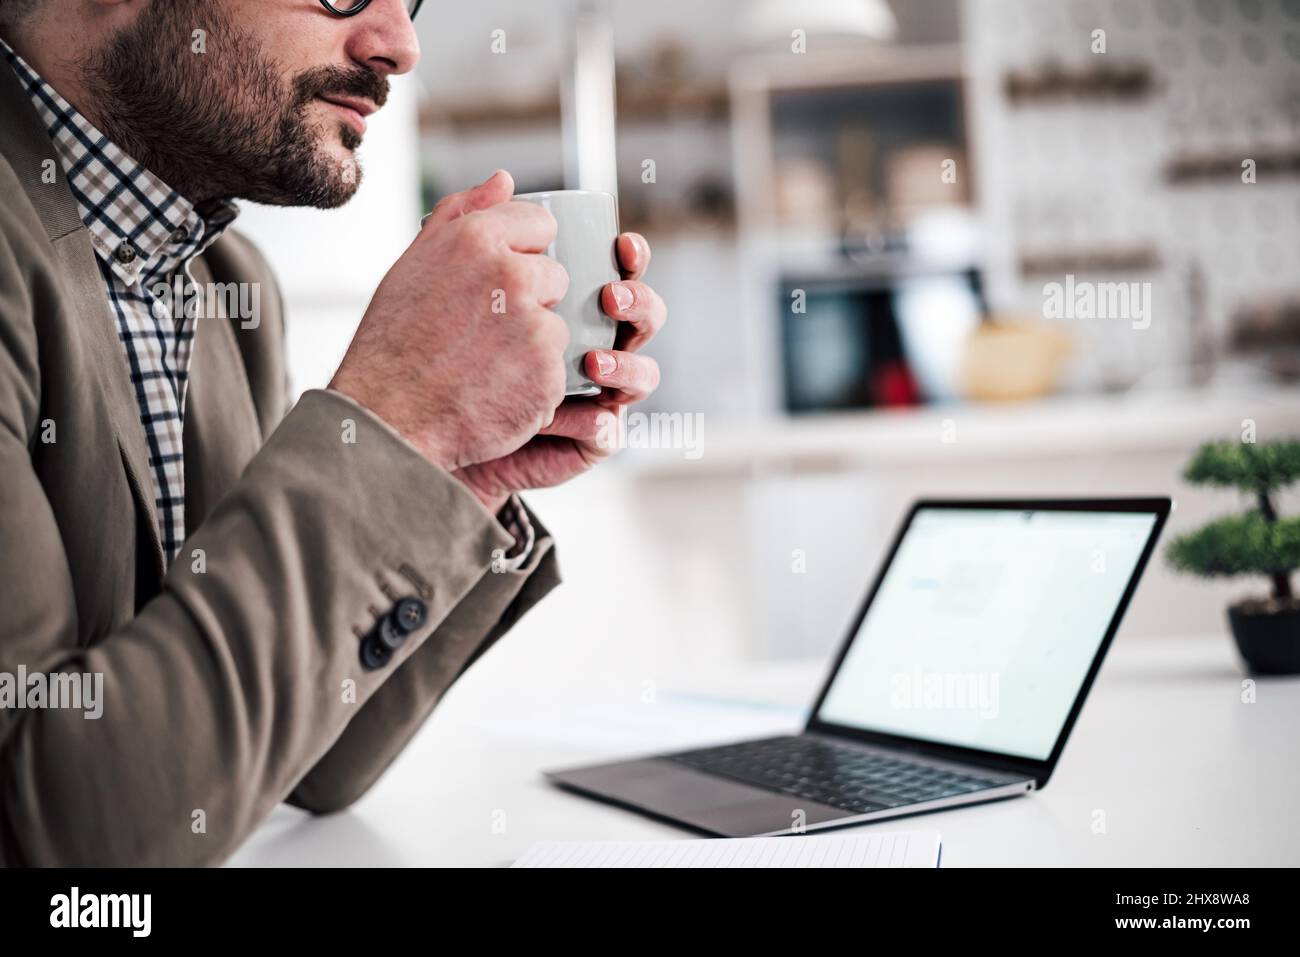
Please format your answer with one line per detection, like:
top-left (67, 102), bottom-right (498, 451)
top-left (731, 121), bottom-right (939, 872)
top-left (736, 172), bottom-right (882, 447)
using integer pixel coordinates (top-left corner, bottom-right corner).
top-left (0, 38), bottom-right (238, 287)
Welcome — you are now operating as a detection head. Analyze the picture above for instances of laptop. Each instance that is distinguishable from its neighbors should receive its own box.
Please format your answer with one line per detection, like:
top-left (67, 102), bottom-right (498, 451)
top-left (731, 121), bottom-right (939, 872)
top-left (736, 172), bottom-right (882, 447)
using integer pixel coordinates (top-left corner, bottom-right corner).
top-left (548, 498), bottom-right (1170, 837)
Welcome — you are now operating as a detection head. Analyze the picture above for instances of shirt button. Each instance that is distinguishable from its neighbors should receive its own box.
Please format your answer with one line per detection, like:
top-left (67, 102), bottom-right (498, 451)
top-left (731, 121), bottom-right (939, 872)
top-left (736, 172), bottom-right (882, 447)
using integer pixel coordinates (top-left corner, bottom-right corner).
top-left (171, 227), bottom-right (189, 243)
top-left (114, 242), bottom-right (137, 264)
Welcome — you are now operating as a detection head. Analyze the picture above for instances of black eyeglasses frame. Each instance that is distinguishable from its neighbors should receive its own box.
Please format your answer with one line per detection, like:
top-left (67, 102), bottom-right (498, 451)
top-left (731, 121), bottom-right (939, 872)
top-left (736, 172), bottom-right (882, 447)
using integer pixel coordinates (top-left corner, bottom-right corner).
top-left (319, 0), bottom-right (425, 20)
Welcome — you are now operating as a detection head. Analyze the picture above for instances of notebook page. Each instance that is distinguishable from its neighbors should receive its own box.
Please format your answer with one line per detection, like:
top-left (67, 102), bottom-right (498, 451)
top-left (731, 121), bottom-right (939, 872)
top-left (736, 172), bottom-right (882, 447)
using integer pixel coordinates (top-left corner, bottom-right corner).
top-left (512, 830), bottom-right (941, 868)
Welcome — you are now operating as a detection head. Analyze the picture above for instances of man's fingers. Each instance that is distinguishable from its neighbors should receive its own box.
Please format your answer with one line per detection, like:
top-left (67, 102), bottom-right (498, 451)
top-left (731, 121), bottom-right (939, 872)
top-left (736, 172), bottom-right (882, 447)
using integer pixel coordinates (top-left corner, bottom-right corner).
top-left (584, 350), bottom-right (660, 403)
top-left (520, 252), bottom-right (570, 308)
top-left (539, 401), bottom-right (624, 459)
top-left (421, 169), bottom-right (515, 229)
top-left (487, 200), bottom-right (559, 253)
top-left (539, 401), bottom-right (619, 444)
top-left (600, 280), bottom-right (666, 353)
top-left (616, 232), bottom-right (651, 280)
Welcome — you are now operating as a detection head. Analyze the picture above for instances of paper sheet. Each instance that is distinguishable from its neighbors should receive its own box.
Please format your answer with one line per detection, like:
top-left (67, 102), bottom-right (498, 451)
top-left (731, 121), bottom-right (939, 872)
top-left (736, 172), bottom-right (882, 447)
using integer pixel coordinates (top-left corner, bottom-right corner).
top-left (512, 829), bottom-right (941, 868)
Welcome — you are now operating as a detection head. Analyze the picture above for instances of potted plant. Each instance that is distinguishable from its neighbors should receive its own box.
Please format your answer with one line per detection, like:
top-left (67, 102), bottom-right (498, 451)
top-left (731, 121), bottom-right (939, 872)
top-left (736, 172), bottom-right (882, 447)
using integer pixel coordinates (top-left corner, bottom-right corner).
top-left (1166, 439), bottom-right (1300, 674)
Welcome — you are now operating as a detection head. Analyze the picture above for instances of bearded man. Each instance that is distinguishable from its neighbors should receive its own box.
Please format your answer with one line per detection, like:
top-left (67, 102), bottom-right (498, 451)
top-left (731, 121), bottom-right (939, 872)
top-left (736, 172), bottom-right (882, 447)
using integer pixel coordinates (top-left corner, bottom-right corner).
top-left (0, 0), bottom-right (665, 865)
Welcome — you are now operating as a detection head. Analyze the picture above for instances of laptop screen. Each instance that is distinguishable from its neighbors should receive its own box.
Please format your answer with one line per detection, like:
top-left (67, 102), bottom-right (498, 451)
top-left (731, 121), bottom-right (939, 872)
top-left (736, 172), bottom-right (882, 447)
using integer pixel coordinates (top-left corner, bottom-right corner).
top-left (815, 506), bottom-right (1159, 761)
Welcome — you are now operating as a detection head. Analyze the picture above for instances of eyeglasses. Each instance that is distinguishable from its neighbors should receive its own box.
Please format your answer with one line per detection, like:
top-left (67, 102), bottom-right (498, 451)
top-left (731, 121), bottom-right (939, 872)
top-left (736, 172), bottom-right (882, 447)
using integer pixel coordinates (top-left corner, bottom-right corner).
top-left (319, 0), bottom-right (425, 20)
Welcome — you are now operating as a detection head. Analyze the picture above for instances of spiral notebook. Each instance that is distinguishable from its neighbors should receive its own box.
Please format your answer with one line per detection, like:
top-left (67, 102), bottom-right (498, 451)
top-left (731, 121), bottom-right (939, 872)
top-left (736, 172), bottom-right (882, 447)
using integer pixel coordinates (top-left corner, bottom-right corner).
top-left (512, 829), bottom-right (941, 868)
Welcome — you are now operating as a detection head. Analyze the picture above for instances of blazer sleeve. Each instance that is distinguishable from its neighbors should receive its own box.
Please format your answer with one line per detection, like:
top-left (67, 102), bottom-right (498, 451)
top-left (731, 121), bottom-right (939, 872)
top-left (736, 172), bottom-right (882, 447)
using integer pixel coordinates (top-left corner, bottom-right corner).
top-left (0, 226), bottom-right (559, 865)
top-left (286, 499), bottom-right (560, 814)
top-left (207, 230), bottom-right (564, 816)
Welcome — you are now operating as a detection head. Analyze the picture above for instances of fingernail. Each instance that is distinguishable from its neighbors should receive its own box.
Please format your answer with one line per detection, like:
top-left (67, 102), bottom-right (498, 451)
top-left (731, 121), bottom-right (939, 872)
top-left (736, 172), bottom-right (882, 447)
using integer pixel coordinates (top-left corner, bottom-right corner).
top-left (595, 351), bottom-right (617, 376)
top-left (611, 282), bottom-right (634, 310)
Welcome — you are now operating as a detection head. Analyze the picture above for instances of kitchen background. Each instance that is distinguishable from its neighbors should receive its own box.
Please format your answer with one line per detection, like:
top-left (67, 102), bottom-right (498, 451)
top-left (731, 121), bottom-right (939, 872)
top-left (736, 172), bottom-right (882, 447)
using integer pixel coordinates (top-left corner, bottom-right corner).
top-left (237, 0), bottom-right (1300, 675)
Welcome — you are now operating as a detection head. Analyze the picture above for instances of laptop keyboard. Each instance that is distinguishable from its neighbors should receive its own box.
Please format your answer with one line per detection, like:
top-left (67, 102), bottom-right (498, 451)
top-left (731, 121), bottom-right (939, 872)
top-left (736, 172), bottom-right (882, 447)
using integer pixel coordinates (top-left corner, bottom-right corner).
top-left (667, 736), bottom-right (1008, 815)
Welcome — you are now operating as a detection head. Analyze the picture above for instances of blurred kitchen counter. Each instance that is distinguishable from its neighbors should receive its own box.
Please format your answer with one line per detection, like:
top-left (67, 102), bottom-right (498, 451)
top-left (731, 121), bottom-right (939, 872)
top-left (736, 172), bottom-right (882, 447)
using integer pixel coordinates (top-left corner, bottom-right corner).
top-left (584, 381), bottom-right (1300, 655)
top-left (624, 382), bottom-right (1300, 478)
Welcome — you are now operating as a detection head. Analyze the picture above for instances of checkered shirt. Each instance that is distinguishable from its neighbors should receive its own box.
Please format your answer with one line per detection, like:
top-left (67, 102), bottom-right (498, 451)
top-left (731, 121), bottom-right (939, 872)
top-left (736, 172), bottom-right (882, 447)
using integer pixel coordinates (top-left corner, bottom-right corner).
top-left (3, 39), bottom-right (535, 571)
top-left (3, 38), bottom-right (236, 562)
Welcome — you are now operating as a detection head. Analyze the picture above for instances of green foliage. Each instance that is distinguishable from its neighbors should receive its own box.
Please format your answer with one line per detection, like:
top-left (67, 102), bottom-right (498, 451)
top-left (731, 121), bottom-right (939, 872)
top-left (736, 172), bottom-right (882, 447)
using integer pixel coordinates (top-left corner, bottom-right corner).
top-left (1167, 438), bottom-right (1300, 598)
top-left (1182, 439), bottom-right (1300, 493)
top-left (1167, 513), bottom-right (1300, 577)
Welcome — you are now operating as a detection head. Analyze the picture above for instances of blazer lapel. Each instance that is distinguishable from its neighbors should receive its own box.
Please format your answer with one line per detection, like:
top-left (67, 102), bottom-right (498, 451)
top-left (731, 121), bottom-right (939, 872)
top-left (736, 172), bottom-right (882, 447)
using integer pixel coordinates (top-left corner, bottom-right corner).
top-left (0, 61), bottom-right (166, 578)
top-left (183, 256), bottom-right (266, 526)
top-left (56, 235), bottom-right (168, 575)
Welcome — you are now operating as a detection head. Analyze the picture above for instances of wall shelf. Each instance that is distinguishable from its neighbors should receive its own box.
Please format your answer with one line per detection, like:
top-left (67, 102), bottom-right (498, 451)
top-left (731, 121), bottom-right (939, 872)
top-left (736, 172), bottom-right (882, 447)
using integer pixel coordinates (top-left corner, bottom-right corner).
top-left (1164, 148), bottom-right (1300, 185)
top-left (418, 83), bottom-right (729, 133)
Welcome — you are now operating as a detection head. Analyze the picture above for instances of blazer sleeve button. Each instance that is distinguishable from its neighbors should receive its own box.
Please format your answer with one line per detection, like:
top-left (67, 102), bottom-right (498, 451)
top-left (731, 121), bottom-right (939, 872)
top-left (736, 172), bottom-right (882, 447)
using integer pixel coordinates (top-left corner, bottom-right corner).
top-left (392, 596), bottom-right (428, 635)
top-left (376, 613), bottom-right (407, 651)
top-left (360, 633), bottom-right (392, 670)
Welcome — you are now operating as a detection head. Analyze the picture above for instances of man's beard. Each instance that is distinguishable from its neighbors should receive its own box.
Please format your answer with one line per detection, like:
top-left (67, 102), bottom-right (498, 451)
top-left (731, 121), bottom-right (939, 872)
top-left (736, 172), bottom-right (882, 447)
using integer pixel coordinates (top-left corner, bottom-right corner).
top-left (80, 0), bottom-right (389, 208)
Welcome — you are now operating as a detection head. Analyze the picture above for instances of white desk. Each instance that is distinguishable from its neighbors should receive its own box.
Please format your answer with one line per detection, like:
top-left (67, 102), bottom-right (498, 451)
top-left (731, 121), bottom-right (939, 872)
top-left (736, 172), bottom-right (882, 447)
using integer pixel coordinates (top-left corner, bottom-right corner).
top-left (230, 633), bottom-right (1300, 867)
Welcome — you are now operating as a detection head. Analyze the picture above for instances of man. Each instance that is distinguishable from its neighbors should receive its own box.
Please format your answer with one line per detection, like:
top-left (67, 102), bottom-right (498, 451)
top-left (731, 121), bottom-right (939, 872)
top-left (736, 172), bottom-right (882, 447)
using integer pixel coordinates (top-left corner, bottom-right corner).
top-left (0, 0), bottom-right (665, 865)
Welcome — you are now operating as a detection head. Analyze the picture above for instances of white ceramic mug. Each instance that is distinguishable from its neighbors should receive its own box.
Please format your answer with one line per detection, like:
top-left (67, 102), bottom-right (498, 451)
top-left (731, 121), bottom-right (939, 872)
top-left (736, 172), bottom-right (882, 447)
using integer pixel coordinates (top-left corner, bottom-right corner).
top-left (513, 189), bottom-right (621, 396)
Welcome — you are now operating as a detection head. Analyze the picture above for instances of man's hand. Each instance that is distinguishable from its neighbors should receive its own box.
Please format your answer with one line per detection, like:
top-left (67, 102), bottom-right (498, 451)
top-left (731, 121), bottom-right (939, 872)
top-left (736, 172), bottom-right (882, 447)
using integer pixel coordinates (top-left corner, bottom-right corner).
top-left (452, 231), bottom-right (666, 511)
top-left (329, 170), bottom-right (571, 472)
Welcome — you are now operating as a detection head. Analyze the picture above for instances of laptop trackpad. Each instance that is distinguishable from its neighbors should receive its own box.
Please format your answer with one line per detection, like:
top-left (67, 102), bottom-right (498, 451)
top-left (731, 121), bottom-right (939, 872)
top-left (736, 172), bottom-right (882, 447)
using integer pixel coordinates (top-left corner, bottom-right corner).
top-left (552, 758), bottom-right (846, 836)
top-left (598, 759), bottom-right (764, 811)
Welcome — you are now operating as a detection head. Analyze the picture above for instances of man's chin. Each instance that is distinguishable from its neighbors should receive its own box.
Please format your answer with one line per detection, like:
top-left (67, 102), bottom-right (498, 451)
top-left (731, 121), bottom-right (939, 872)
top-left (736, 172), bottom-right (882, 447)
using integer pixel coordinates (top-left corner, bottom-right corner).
top-left (293, 132), bottom-right (363, 207)
top-left (240, 153), bottom-right (362, 209)
top-left (308, 168), bottom-right (363, 209)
